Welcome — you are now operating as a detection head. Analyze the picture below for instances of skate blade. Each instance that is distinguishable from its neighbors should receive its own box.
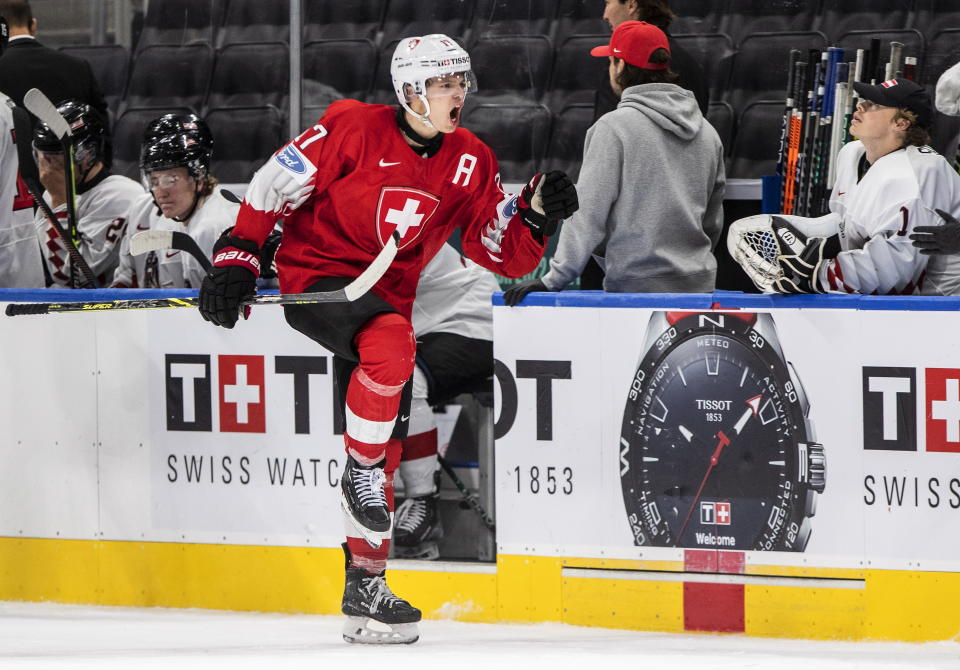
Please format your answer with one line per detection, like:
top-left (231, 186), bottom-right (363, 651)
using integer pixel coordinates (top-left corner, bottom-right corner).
top-left (341, 493), bottom-right (391, 549)
top-left (342, 617), bottom-right (419, 645)
top-left (392, 541), bottom-right (439, 561)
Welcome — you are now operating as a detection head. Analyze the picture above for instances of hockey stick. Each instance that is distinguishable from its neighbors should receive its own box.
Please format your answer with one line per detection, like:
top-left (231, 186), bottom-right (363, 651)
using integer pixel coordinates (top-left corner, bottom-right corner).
top-left (10, 105), bottom-right (98, 288)
top-left (436, 454), bottom-right (495, 532)
top-left (5, 231), bottom-right (400, 316)
top-left (129, 230), bottom-right (212, 271)
top-left (23, 88), bottom-right (81, 253)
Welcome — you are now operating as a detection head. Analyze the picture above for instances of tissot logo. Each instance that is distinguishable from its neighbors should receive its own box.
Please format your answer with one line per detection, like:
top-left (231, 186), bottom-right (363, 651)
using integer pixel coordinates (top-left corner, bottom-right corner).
top-left (862, 366), bottom-right (960, 452)
top-left (700, 501), bottom-right (732, 526)
top-left (165, 353), bottom-right (329, 434)
top-left (862, 366), bottom-right (916, 451)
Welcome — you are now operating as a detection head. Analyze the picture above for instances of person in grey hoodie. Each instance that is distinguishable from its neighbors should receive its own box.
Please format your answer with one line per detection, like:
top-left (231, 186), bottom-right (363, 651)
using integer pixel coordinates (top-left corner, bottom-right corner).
top-left (504, 20), bottom-right (725, 305)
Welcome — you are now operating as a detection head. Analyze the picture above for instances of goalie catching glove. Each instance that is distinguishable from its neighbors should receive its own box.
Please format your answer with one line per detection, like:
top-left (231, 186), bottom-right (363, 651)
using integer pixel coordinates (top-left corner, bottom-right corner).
top-left (518, 170), bottom-right (579, 242)
top-left (198, 229), bottom-right (261, 328)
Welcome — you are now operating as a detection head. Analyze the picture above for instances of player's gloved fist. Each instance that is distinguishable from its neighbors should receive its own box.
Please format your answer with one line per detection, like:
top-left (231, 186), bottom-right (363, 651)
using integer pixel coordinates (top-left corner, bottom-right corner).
top-left (910, 209), bottom-right (960, 255)
top-left (770, 217), bottom-right (828, 294)
top-left (503, 279), bottom-right (548, 306)
top-left (259, 230), bottom-right (283, 279)
top-left (518, 171), bottom-right (579, 242)
top-left (198, 231), bottom-right (261, 328)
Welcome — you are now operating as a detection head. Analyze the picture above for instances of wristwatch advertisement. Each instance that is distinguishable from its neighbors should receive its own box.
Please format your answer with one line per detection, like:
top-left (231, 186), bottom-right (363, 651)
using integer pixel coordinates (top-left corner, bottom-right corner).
top-left (619, 310), bottom-right (826, 552)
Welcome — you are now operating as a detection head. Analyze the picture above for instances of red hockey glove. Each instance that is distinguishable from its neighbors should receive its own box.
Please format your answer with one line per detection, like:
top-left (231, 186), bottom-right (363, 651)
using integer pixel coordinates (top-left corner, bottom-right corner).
top-left (198, 230), bottom-right (260, 328)
top-left (518, 171), bottom-right (579, 242)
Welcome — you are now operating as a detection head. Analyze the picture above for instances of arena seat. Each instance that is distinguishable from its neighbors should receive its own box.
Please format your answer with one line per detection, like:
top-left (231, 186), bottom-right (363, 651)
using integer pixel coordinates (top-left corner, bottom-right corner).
top-left (545, 103), bottom-right (592, 183)
top-left (545, 35), bottom-right (608, 111)
top-left (721, 0), bottom-right (818, 47)
top-left (914, 0), bottom-right (960, 41)
top-left (218, 0), bottom-right (290, 46)
top-left (206, 105), bottom-right (285, 183)
top-left (136, 0), bottom-right (221, 50)
top-left (381, 0), bottom-right (473, 44)
top-left (725, 31), bottom-right (828, 114)
top-left (367, 39), bottom-right (400, 105)
top-left (816, 0), bottom-right (916, 42)
top-left (462, 103), bottom-right (551, 183)
top-left (471, 0), bottom-right (555, 40)
top-left (59, 45), bottom-right (129, 117)
top-left (469, 36), bottom-right (553, 103)
top-left (706, 100), bottom-right (735, 158)
top-left (729, 100), bottom-right (784, 179)
top-left (112, 106), bottom-right (194, 180)
top-left (670, 33), bottom-right (735, 102)
top-left (670, 0), bottom-right (728, 35)
top-left (124, 44), bottom-right (213, 113)
top-left (303, 39), bottom-right (377, 104)
top-left (206, 42), bottom-right (289, 111)
top-left (555, 0), bottom-right (606, 43)
top-left (303, 0), bottom-right (386, 42)
top-left (922, 28), bottom-right (960, 86)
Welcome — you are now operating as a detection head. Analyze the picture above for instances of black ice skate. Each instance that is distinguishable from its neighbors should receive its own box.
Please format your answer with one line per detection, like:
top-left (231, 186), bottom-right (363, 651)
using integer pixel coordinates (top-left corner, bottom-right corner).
top-left (341, 544), bottom-right (422, 644)
top-left (393, 493), bottom-right (443, 560)
top-left (340, 455), bottom-right (391, 547)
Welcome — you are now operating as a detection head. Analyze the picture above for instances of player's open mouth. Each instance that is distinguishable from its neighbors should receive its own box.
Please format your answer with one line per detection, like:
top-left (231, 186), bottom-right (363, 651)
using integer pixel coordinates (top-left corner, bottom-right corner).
top-left (450, 106), bottom-right (461, 125)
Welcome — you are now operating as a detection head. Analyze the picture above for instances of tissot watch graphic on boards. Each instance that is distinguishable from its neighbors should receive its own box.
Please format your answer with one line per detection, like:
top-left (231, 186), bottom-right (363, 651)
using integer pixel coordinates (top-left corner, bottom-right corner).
top-left (619, 311), bottom-right (826, 552)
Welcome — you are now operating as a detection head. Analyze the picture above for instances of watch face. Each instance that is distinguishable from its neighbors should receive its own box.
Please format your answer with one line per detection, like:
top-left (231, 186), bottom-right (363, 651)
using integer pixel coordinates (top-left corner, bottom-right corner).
top-left (620, 312), bottom-right (811, 552)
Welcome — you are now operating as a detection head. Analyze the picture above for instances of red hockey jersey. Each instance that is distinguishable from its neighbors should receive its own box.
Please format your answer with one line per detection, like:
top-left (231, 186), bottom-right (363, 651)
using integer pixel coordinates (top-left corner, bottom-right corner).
top-left (232, 100), bottom-right (545, 317)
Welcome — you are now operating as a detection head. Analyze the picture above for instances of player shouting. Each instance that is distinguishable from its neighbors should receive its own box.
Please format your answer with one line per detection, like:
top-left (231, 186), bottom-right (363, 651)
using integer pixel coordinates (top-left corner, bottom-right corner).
top-left (197, 35), bottom-right (578, 644)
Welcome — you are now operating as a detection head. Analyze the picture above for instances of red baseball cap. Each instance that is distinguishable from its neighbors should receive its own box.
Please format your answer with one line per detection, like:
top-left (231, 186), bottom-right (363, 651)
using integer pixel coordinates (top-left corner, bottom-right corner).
top-left (590, 20), bottom-right (670, 70)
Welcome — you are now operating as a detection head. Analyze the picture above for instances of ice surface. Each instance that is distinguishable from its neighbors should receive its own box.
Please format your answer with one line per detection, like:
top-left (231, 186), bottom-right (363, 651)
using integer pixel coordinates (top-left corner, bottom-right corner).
top-left (0, 602), bottom-right (956, 670)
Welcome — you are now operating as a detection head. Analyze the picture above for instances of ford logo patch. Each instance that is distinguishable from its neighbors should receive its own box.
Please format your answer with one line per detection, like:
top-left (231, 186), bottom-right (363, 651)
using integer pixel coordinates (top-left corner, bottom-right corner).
top-left (276, 145), bottom-right (306, 174)
top-left (503, 195), bottom-right (519, 219)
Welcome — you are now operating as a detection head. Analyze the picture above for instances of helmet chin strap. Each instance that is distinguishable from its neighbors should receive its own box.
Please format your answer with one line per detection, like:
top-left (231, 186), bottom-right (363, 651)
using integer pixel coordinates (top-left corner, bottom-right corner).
top-left (395, 105), bottom-right (443, 157)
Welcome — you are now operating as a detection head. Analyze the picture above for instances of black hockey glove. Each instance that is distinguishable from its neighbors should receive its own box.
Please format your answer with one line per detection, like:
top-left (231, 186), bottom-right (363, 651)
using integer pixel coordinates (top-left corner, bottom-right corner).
top-left (517, 171), bottom-right (579, 242)
top-left (503, 279), bottom-right (548, 306)
top-left (910, 209), bottom-right (960, 256)
top-left (198, 230), bottom-right (261, 328)
top-left (770, 217), bottom-right (834, 294)
top-left (259, 229), bottom-right (283, 279)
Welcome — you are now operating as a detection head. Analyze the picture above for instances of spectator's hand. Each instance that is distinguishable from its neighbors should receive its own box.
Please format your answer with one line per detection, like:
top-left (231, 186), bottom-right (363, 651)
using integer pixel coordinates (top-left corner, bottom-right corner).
top-left (518, 171), bottom-right (579, 241)
top-left (910, 209), bottom-right (960, 255)
top-left (198, 231), bottom-right (260, 328)
top-left (35, 151), bottom-right (66, 208)
top-left (503, 279), bottom-right (548, 306)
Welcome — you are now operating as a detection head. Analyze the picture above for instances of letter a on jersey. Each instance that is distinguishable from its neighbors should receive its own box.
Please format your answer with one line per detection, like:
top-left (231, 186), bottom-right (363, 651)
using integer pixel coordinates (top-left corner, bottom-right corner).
top-left (376, 186), bottom-right (440, 250)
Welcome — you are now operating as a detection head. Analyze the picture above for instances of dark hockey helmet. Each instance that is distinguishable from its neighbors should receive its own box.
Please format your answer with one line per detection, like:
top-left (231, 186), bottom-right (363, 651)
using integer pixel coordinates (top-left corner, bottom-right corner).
top-left (139, 132), bottom-right (211, 182)
top-left (32, 99), bottom-right (107, 169)
top-left (142, 113), bottom-right (213, 156)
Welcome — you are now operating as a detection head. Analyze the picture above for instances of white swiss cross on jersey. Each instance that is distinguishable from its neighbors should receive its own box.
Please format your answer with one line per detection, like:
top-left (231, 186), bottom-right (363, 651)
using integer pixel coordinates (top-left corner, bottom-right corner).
top-left (376, 186), bottom-right (440, 249)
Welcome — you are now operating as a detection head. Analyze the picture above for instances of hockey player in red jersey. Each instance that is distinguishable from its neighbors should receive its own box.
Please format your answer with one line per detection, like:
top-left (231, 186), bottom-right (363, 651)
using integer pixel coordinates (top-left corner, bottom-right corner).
top-left (197, 34), bottom-right (578, 644)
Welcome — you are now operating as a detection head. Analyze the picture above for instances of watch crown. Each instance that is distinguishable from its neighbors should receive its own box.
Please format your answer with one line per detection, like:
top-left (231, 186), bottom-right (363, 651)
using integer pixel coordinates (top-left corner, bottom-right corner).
top-left (807, 442), bottom-right (826, 493)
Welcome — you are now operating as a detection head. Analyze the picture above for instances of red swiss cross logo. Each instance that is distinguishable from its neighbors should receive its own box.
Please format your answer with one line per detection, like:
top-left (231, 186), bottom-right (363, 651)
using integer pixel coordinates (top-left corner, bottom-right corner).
top-left (375, 186), bottom-right (440, 250)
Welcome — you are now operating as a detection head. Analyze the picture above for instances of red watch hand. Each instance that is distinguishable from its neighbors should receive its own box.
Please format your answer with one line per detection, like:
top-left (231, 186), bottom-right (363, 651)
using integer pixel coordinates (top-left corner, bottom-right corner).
top-left (676, 430), bottom-right (731, 545)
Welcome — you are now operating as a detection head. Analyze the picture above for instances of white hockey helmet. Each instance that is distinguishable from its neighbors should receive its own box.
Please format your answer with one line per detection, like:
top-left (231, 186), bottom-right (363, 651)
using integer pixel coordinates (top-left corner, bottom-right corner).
top-left (391, 34), bottom-right (477, 129)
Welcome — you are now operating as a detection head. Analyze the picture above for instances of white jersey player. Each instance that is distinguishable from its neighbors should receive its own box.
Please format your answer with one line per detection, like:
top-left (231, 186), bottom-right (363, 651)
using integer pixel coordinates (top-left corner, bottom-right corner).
top-left (113, 187), bottom-right (238, 289)
top-left (0, 92), bottom-right (43, 287)
top-left (113, 114), bottom-right (243, 289)
top-left (394, 243), bottom-right (499, 559)
top-left (32, 100), bottom-right (141, 287)
top-left (739, 78), bottom-right (960, 296)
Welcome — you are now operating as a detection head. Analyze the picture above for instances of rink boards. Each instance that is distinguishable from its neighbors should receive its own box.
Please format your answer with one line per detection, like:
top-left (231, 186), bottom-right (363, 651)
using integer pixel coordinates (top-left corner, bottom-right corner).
top-left (1, 288), bottom-right (960, 642)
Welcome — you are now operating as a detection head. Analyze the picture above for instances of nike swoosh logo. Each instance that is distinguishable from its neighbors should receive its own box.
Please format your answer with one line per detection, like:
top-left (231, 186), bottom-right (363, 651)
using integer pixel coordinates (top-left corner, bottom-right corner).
top-left (379, 159), bottom-right (401, 167)
top-left (838, 192), bottom-right (846, 196)
top-left (399, 415), bottom-right (409, 422)
top-left (165, 251), bottom-right (180, 259)
top-left (136, 224), bottom-right (149, 230)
